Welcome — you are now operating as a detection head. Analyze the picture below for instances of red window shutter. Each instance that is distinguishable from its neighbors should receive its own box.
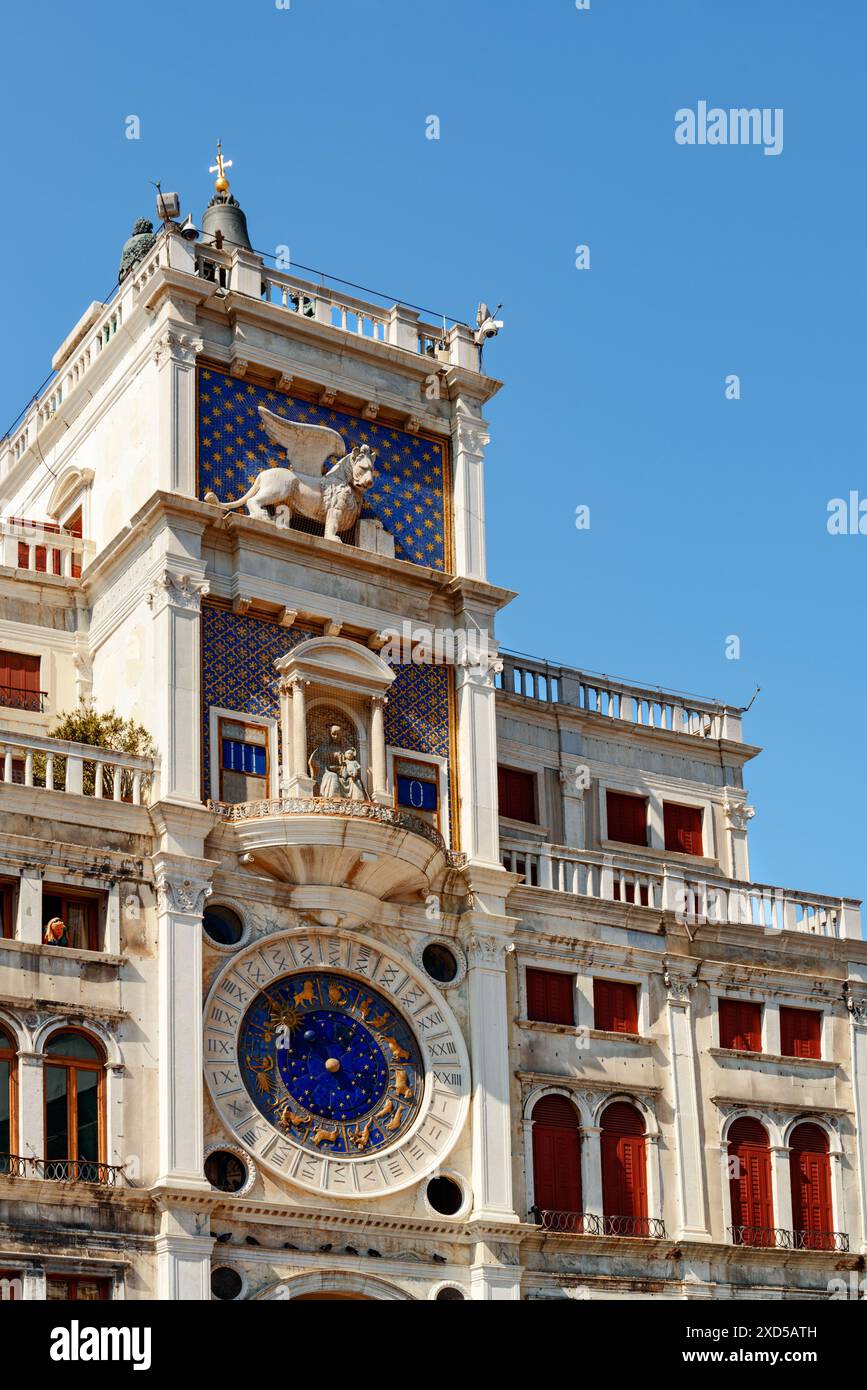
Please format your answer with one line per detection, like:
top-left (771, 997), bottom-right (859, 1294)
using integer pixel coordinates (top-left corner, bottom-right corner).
top-left (594, 978), bottom-right (639, 1034)
top-left (601, 1103), bottom-right (647, 1221)
top-left (719, 998), bottom-right (762, 1052)
top-left (663, 802), bottom-right (704, 856)
top-left (606, 791), bottom-right (647, 846)
top-left (780, 1007), bottom-right (821, 1059)
top-left (17, 542), bottom-right (28, 569)
top-left (532, 1096), bottom-right (582, 1216)
top-left (526, 968), bottom-right (574, 1025)
top-left (790, 1125), bottom-right (832, 1245)
top-left (51, 549), bottom-right (61, 575)
top-left (729, 1118), bottom-right (774, 1240)
top-left (497, 766), bottom-right (536, 823)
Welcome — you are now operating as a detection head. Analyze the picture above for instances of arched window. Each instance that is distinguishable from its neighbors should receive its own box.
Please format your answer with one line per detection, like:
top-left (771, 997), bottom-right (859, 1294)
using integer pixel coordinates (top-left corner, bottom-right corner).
top-left (531, 1095), bottom-right (582, 1231)
top-left (43, 1030), bottom-right (104, 1181)
top-left (728, 1117), bottom-right (774, 1246)
top-left (0, 1026), bottom-right (16, 1172)
top-left (601, 1101), bottom-right (648, 1234)
top-left (790, 1123), bottom-right (835, 1249)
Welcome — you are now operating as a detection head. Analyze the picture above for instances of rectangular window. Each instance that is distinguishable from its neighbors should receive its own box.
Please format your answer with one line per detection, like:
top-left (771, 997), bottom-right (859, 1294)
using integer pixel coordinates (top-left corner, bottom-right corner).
top-left (396, 774), bottom-right (438, 812)
top-left (0, 650), bottom-right (42, 713)
top-left (663, 802), bottom-right (704, 856)
top-left (46, 1276), bottom-right (109, 1301)
top-left (593, 978), bottom-right (639, 1034)
top-left (719, 998), bottom-right (762, 1052)
top-left (0, 882), bottom-right (12, 939)
top-left (780, 1007), bottom-right (822, 1059)
top-left (218, 718), bottom-right (269, 804)
top-left (526, 967), bottom-right (575, 1026)
top-left (605, 790), bottom-right (648, 847)
top-left (42, 891), bottom-right (100, 951)
top-left (65, 507), bottom-right (83, 578)
top-left (497, 766), bottom-right (537, 823)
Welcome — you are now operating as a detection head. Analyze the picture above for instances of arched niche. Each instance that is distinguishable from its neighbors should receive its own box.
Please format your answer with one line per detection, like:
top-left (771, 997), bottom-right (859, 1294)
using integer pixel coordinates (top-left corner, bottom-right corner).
top-left (275, 637), bottom-right (395, 802)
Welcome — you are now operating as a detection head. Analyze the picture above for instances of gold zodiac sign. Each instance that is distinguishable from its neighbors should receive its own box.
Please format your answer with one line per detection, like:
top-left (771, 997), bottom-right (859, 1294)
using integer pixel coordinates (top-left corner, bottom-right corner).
top-left (384, 1105), bottom-right (404, 1133)
top-left (393, 1069), bottom-right (414, 1100)
top-left (328, 983), bottom-right (349, 1007)
top-left (349, 1120), bottom-right (372, 1151)
top-left (246, 1054), bottom-right (274, 1095)
top-left (356, 996), bottom-right (372, 1020)
top-left (311, 1123), bottom-right (339, 1147)
top-left (382, 1035), bottom-right (410, 1062)
top-left (370, 1010), bottom-right (391, 1030)
top-left (294, 979), bottom-right (316, 1007)
top-left (276, 1101), bottom-right (308, 1131)
top-left (375, 1098), bottom-right (393, 1119)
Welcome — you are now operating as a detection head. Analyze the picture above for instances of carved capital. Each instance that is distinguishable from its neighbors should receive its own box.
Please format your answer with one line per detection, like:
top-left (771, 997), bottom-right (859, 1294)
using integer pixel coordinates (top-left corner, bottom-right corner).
top-left (146, 571), bottom-right (210, 615)
top-left (156, 872), bottom-right (213, 916)
top-left (468, 933), bottom-right (513, 968)
top-left (663, 966), bottom-right (696, 1003)
top-left (152, 329), bottom-right (204, 368)
top-left (724, 801), bottom-right (756, 833)
top-left (846, 993), bottom-right (867, 1025)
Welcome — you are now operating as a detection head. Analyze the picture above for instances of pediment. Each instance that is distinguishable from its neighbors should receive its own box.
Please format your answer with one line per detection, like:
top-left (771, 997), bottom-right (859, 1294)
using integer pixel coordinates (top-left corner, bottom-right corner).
top-left (275, 635), bottom-right (395, 697)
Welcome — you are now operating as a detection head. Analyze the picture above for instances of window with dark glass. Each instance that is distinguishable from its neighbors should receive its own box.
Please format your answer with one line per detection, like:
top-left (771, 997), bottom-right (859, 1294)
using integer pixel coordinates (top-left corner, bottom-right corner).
top-left (526, 967), bottom-right (575, 1026)
top-left (780, 1007), bottom-right (822, 1060)
top-left (44, 1031), bottom-right (104, 1180)
top-left (0, 881), bottom-right (13, 939)
top-left (593, 978), bottom-right (639, 1034)
top-left (663, 802), bottom-right (704, 856)
top-left (42, 890), bottom-right (100, 951)
top-left (605, 790), bottom-right (647, 847)
top-left (719, 998), bottom-right (762, 1052)
top-left (0, 1027), bottom-right (15, 1169)
top-left (0, 650), bottom-right (42, 713)
top-left (46, 1275), bottom-right (109, 1300)
top-left (497, 765), bottom-right (537, 823)
top-left (218, 718), bottom-right (269, 803)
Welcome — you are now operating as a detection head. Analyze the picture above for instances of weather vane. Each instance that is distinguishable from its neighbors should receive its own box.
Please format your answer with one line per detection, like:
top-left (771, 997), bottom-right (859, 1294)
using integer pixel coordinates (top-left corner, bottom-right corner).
top-left (209, 140), bottom-right (233, 195)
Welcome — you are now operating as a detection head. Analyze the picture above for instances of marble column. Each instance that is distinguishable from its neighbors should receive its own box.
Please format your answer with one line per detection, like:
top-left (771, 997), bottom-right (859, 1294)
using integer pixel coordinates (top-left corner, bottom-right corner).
top-left (455, 657), bottom-right (502, 867)
top-left (450, 396), bottom-right (489, 581)
top-left (847, 999), bottom-right (867, 1251)
top-left (153, 857), bottom-right (214, 1190)
top-left (664, 969), bottom-right (711, 1240)
top-left (147, 569), bottom-right (209, 806)
top-left (370, 695), bottom-right (387, 799)
top-left (467, 934), bottom-right (518, 1222)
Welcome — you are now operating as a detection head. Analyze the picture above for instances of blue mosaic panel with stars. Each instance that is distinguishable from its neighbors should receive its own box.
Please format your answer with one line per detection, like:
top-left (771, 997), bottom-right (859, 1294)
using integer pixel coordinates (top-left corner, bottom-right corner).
top-left (201, 604), bottom-right (453, 806)
top-left (238, 970), bottom-right (423, 1157)
top-left (198, 367), bottom-right (450, 570)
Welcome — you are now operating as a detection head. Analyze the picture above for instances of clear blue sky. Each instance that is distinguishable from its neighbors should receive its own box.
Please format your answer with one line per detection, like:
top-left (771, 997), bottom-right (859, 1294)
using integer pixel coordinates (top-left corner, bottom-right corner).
top-left (2, 0), bottom-right (864, 910)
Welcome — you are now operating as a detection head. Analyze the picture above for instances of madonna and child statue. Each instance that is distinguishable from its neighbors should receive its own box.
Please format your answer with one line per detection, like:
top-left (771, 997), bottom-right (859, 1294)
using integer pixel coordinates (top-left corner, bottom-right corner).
top-left (308, 724), bottom-right (369, 801)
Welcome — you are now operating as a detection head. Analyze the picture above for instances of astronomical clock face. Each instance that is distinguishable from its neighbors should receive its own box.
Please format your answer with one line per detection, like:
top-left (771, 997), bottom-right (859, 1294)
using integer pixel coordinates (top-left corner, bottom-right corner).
top-left (204, 930), bottom-right (469, 1197)
top-left (238, 971), bottom-right (423, 1156)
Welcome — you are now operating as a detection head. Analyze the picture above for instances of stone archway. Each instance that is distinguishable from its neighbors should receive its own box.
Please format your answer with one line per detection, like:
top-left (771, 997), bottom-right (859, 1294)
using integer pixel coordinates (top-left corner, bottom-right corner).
top-left (254, 1271), bottom-right (414, 1301)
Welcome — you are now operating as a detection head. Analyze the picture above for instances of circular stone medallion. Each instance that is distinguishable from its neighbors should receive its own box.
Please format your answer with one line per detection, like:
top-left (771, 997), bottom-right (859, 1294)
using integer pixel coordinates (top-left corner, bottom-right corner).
top-left (204, 930), bottom-right (469, 1197)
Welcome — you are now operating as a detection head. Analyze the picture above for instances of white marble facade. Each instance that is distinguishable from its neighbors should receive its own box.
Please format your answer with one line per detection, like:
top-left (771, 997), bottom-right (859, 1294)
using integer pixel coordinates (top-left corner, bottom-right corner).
top-left (0, 212), bottom-right (863, 1304)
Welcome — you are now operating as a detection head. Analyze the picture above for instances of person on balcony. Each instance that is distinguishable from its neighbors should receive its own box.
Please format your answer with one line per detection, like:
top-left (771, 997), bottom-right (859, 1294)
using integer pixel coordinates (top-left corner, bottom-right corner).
top-left (43, 916), bottom-right (69, 947)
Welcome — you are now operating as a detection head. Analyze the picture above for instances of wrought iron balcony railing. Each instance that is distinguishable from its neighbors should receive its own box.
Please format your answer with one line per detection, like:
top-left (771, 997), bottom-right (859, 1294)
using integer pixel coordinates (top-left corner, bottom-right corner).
top-left (0, 685), bottom-right (46, 713)
top-left (730, 1225), bottom-right (849, 1253)
top-left (532, 1208), bottom-right (666, 1239)
top-left (0, 1154), bottom-right (124, 1186)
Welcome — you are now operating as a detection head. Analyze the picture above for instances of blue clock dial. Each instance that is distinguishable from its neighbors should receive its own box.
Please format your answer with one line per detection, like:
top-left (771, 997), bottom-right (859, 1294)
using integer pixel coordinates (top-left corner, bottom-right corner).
top-left (238, 970), bottom-right (423, 1156)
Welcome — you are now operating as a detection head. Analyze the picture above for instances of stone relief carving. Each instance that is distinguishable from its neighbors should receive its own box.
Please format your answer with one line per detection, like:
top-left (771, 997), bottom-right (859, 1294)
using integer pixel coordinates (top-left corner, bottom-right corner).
top-left (146, 571), bottom-right (210, 615)
top-left (663, 966), bottom-right (696, 1002)
top-left (204, 406), bottom-right (379, 544)
top-left (468, 934), bottom-right (513, 967)
top-left (157, 874), bottom-right (213, 916)
top-left (152, 329), bottom-right (204, 368)
top-left (724, 801), bottom-right (756, 832)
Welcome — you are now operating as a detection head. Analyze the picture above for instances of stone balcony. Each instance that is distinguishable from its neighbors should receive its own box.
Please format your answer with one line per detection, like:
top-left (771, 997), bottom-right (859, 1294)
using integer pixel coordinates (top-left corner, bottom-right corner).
top-left (497, 652), bottom-right (745, 744)
top-left (500, 838), bottom-right (862, 940)
top-left (0, 728), bottom-right (157, 806)
top-left (0, 517), bottom-right (93, 580)
top-left (208, 795), bottom-right (464, 903)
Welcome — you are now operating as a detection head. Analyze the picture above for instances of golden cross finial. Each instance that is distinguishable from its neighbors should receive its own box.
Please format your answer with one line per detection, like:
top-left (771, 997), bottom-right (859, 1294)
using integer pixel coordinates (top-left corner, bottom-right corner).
top-left (209, 140), bottom-right (233, 194)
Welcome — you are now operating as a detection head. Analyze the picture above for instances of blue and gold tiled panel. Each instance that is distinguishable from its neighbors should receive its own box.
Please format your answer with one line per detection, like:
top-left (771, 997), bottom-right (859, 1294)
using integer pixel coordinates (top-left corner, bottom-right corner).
top-left (198, 367), bottom-right (451, 572)
top-left (201, 604), bottom-right (454, 836)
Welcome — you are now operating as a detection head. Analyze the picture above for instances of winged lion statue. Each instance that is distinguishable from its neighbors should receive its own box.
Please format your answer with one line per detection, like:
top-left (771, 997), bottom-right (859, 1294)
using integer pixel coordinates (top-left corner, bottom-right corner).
top-left (203, 406), bottom-right (377, 542)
